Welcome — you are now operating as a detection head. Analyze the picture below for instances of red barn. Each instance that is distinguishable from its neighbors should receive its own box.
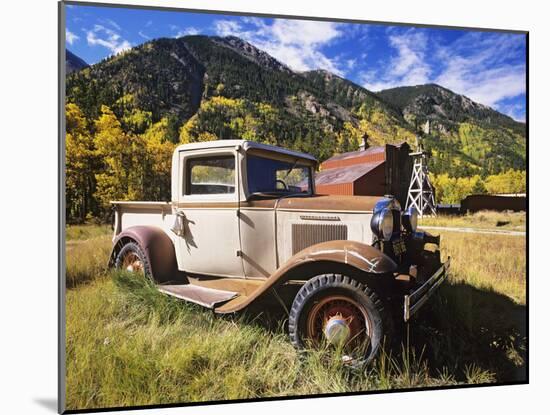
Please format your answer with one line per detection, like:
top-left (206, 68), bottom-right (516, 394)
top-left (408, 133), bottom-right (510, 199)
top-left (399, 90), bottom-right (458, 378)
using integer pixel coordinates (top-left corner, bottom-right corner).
top-left (315, 142), bottom-right (412, 206)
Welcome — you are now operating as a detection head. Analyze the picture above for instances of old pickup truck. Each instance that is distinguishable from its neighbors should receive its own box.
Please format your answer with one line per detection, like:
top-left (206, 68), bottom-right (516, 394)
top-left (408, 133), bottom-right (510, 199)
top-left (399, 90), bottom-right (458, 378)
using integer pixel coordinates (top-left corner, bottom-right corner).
top-left (110, 139), bottom-right (449, 364)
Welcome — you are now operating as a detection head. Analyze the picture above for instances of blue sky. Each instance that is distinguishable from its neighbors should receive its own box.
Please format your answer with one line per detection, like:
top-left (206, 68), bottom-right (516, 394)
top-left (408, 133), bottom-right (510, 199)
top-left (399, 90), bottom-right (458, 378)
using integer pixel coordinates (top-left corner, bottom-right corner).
top-left (65, 4), bottom-right (527, 121)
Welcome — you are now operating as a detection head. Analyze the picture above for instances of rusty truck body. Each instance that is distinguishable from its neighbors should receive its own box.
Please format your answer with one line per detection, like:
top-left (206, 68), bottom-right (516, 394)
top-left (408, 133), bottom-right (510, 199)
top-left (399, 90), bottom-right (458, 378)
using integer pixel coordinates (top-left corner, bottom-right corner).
top-left (110, 139), bottom-right (449, 364)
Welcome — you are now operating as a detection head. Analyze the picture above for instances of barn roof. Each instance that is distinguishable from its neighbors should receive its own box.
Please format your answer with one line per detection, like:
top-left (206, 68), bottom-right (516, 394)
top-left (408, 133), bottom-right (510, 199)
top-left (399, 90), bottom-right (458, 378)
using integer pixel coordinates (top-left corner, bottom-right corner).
top-left (325, 146), bottom-right (386, 163)
top-left (315, 160), bottom-right (384, 185)
top-left (323, 142), bottom-right (409, 163)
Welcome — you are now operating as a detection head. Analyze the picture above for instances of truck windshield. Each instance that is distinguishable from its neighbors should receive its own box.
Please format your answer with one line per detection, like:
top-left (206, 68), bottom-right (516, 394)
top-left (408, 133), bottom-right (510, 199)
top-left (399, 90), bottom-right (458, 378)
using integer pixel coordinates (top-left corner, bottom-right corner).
top-left (247, 154), bottom-right (312, 197)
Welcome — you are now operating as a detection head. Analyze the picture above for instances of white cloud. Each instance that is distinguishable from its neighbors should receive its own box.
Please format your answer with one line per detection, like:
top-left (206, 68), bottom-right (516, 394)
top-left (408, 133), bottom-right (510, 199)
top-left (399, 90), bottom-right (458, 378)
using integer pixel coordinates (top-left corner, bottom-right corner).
top-left (213, 18), bottom-right (346, 75)
top-left (86, 24), bottom-right (131, 55)
top-left (434, 34), bottom-right (526, 108)
top-left (138, 31), bottom-right (150, 40)
top-left (176, 27), bottom-right (200, 38)
top-left (346, 59), bottom-right (356, 70)
top-left (499, 102), bottom-right (526, 122)
top-left (360, 30), bottom-right (430, 91)
top-left (269, 19), bottom-right (341, 46)
top-left (436, 60), bottom-right (526, 108)
top-left (170, 25), bottom-right (201, 38)
top-left (66, 29), bottom-right (79, 45)
top-left (214, 20), bottom-right (243, 37)
top-left (358, 70), bottom-right (397, 92)
top-left (103, 18), bottom-right (121, 31)
top-left (388, 31), bottom-right (430, 82)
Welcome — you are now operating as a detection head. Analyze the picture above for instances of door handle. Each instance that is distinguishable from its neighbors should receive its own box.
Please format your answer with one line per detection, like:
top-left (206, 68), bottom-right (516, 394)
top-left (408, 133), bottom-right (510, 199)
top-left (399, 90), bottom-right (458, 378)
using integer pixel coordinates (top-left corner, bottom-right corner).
top-left (170, 211), bottom-right (186, 236)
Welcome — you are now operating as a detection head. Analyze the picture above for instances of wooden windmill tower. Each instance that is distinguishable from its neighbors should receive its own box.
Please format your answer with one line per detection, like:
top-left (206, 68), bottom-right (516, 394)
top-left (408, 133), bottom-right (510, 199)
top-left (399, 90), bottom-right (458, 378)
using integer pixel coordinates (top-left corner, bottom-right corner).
top-left (405, 121), bottom-right (437, 217)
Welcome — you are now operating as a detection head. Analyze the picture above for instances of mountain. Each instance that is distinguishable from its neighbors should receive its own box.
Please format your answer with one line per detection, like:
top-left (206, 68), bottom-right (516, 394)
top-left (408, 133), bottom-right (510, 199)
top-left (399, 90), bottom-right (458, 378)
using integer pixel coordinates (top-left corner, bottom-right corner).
top-left (377, 84), bottom-right (523, 134)
top-left (378, 84), bottom-right (526, 175)
top-left (66, 50), bottom-right (88, 74)
top-left (66, 36), bottom-right (525, 176)
top-left (67, 35), bottom-right (416, 159)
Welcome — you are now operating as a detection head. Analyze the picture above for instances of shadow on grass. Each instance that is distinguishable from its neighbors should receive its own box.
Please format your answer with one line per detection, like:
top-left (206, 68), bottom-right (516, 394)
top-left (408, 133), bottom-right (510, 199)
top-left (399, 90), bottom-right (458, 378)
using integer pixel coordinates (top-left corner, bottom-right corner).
top-left (233, 280), bottom-right (527, 384)
top-left (408, 281), bottom-right (526, 383)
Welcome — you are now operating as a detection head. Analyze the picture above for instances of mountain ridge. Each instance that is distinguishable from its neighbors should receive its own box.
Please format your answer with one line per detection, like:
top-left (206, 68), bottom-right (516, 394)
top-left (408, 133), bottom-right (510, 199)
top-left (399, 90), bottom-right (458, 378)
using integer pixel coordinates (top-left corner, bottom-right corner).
top-left (66, 35), bottom-right (525, 176)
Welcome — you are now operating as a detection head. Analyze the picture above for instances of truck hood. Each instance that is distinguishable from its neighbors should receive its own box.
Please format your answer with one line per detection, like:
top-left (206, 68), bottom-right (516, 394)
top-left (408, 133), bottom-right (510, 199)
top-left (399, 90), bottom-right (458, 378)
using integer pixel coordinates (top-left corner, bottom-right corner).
top-left (245, 194), bottom-right (382, 213)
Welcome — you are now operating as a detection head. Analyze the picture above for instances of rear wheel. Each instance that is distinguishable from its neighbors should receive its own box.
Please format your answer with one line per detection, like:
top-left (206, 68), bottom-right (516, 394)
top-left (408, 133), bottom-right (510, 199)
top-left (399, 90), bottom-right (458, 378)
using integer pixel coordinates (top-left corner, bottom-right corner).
top-left (289, 274), bottom-right (388, 365)
top-left (114, 242), bottom-right (153, 280)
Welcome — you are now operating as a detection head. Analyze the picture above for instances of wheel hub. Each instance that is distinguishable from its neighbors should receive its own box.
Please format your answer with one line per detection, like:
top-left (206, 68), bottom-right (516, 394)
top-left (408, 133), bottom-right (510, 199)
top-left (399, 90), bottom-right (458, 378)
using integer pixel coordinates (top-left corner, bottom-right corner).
top-left (323, 314), bottom-right (351, 345)
top-left (306, 295), bottom-right (371, 350)
top-left (122, 252), bottom-right (144, 273)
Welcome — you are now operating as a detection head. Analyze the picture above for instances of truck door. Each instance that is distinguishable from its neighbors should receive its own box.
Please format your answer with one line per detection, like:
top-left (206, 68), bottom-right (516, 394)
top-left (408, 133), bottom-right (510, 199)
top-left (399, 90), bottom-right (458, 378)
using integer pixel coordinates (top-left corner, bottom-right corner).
top-left (175, 150), bottom-right (244, 278)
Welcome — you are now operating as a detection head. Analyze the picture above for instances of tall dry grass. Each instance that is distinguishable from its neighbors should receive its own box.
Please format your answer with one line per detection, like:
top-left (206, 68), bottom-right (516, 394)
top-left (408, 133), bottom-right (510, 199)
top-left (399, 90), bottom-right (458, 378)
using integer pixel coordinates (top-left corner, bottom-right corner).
top-left (64, 222), bottom-right (526, 410)
top-left (65, 225), bottom-right (112, 287)
top-left (66, 273), bottom-right (495, 409)
top-left (420, 210), bottom-right (526, 231)
top-left (440, 231), bottom-right (526, 303)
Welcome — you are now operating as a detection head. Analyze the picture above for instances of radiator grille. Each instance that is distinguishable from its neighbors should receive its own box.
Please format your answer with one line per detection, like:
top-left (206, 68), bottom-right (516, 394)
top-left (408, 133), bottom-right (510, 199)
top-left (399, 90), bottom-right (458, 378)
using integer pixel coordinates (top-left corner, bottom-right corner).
top-left (292, 223), bottom-right (348, 255)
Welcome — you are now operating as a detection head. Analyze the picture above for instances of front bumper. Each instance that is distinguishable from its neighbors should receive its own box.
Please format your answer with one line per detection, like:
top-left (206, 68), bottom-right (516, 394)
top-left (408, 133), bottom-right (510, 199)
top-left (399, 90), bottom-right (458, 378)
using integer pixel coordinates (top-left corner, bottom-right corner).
top-left (403, 257), bottom-right (450, 322)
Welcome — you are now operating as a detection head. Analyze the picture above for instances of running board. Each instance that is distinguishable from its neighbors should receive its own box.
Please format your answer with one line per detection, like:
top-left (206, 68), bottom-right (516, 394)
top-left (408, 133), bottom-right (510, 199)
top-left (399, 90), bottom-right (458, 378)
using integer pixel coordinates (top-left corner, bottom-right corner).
top-left (157, 284), bottom-right (239, 309)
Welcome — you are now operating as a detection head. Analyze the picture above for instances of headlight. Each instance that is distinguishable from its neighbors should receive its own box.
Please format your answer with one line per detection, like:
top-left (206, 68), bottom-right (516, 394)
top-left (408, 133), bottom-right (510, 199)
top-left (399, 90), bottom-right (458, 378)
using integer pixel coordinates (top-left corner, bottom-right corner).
top-left (370, 208), bottom-right (394, 241)
top-left (402, 207), bottom-right (418, 233)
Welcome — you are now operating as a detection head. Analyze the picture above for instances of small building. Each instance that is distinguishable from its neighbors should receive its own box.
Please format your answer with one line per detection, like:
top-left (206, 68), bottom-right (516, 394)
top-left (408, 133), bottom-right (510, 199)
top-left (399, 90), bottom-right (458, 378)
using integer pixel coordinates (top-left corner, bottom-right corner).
top-left (315, 141), bottom-right (413, 206)
top-left (460, 194), bottom-right (526, 213)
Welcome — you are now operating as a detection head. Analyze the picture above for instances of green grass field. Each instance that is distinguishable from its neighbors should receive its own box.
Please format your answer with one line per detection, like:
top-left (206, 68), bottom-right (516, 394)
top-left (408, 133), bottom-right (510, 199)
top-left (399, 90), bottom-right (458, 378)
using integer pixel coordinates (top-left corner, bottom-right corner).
top-left (64, 221), bottom-right (526, 410)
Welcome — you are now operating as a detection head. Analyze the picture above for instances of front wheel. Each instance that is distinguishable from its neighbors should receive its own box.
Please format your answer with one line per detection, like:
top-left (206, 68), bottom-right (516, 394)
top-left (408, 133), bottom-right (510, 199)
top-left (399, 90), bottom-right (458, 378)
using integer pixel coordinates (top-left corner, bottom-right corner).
top-left (288, 274), bottom-right (388, 365)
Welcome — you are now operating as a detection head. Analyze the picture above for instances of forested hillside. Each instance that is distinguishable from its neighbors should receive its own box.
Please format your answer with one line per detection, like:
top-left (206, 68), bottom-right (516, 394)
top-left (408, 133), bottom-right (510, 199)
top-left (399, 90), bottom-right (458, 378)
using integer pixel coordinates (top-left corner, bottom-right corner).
top-left (65, 35), bottom-right (526, 222)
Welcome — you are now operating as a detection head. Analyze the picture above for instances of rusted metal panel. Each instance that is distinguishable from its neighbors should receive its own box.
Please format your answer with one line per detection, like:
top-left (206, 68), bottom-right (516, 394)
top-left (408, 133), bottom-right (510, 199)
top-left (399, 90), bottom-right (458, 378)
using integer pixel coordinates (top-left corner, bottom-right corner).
top-left (316, 142), bottom-right (412, 203)
top-left (110, 226), bottom-right (186, 283)
top-left (158, 284), bottom-right (238, 308)
top-left (215, 239), bottom-right (398, 314)
top-left (353, 164), bottom-right (386, 196)
top-left (387, 142), bottom-right (412, 206)
top-left (321, 146), bottom-right (386, 170)
top-left (174, 194), bottom-right (382, 211)
top-left (315, 161), bottom-right (385, 186)
top-left (315, 182), bottom-right (353, 195)
top-left (276, 193), bottom-right (381, 211)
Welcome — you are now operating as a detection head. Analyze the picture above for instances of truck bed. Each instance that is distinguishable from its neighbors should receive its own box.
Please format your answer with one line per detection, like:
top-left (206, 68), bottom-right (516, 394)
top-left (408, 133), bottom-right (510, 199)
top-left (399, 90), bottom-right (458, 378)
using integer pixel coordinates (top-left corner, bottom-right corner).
top-left (111, 201), bottom-right (174, 240)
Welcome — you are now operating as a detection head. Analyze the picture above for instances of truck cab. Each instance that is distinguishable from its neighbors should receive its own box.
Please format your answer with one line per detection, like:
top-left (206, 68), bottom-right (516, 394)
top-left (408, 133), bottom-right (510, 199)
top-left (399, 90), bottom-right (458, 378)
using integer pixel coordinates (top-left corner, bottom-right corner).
top-left (111, 140), bottom-right (449, 365)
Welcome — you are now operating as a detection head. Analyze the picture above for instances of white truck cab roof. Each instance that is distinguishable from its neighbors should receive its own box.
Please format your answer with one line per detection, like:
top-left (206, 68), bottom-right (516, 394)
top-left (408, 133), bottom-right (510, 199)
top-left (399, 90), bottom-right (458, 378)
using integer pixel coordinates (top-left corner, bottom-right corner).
top-left (174, 140), bottom-right (318, 163)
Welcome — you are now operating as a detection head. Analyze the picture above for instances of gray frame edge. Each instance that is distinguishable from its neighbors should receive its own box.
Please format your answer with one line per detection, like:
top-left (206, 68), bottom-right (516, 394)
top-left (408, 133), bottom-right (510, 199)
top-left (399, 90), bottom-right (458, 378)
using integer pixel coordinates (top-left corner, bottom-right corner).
top-left (58, 1), bottom-right (67, 413)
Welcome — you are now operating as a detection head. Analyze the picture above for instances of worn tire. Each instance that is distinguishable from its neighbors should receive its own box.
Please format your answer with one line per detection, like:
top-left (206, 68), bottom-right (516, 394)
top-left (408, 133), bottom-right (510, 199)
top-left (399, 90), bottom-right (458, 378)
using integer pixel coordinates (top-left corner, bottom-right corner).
top-left (114, 242), bottom-right (154, 281)
top-left (288, 274), bottom-right (389, 365)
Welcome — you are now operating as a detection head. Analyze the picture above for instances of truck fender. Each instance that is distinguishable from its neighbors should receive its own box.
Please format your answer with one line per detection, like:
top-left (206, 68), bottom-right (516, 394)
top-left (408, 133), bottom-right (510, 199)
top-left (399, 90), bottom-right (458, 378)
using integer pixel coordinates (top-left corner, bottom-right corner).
top-left (216, 240), bottom-right (397, 313)
top-left (109, 226), bottom-right (185, 283)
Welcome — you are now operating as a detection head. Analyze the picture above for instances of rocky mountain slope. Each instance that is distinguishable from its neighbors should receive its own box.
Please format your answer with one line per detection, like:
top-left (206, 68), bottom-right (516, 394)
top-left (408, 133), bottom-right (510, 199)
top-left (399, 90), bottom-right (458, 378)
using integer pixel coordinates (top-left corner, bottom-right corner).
top-left (66, 50), bottom-right (88, 74)
top-left (378, 84), bottom-right (523, 135)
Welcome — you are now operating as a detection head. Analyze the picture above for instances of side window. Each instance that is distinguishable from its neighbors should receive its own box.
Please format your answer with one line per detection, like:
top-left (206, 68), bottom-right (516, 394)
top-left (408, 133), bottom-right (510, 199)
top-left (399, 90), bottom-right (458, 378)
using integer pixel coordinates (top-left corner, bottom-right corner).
top-left (185, 155), bottom-right (235, 195)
